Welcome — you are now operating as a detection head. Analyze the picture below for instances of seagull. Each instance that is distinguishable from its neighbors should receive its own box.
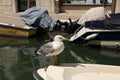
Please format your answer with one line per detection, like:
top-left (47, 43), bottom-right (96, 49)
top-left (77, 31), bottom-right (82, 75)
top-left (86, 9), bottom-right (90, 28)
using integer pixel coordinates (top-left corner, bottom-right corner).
top-left (36, 35), bottom-right (68, 64)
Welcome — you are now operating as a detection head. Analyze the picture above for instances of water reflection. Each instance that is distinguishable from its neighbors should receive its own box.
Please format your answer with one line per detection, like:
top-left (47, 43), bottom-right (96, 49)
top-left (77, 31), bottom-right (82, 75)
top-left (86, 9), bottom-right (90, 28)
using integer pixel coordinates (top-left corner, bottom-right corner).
top-left (58, 43), bottom-right (120, 65)
top-left (0, 47), bottom-right (19, 80)
top-left (0, 35), bottom-right (120, 80)
top-left (0, 34), bottom-right (50, 80)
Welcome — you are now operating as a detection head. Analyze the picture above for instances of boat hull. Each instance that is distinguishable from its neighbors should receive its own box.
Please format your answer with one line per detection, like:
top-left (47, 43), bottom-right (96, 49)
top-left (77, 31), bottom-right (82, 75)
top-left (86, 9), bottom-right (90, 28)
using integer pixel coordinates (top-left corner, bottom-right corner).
top-left (70, 27), bottom-right (120, 47)
top-left (33, 63), bottom-right (120, 80)
top-left (0, 25), bottom-right (36, 37)
top-left (0, 14), bottom-right (37, 37)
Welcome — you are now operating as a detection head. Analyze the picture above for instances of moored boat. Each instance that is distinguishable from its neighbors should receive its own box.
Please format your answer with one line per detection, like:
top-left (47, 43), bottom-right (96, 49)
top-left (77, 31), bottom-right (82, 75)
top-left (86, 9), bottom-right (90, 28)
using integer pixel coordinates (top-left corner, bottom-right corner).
top-left (69, 13), bottom-right (120, 48)
top-left (33, 63), bottom-right (120, 80)
top-left (0, 24), bottom-right (36, 37)
top-left (0, 14), bottom-right (37, 37)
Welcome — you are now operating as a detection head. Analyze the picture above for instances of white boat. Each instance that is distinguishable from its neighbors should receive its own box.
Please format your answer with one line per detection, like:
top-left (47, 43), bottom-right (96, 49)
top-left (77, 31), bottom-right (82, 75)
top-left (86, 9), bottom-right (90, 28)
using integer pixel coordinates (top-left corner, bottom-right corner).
top-left (69, 13), bottom-right (120, 48)
top-left (33, 63), bottom-right (120, 80)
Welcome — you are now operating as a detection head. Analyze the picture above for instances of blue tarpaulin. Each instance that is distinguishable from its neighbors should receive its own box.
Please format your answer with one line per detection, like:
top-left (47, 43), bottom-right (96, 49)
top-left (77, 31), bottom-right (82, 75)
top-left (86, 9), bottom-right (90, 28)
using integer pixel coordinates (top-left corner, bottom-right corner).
top-left (85, 13), bottom-right (120, 29)
top-left (20, 6), bottom-right (57, 31)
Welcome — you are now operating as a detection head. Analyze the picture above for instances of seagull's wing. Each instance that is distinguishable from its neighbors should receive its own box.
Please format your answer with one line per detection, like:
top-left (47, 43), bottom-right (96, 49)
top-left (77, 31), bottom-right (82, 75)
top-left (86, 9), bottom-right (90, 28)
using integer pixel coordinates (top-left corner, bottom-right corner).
top-left (36, 42), bottom-right (55, 56)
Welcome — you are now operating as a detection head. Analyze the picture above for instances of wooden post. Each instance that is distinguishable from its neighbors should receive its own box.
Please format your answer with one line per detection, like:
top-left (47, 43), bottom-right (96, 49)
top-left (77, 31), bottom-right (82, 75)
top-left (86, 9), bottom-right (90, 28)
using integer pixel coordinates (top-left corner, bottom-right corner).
top-left (111, 0), bottom-right (116, 14)
top-left (55, 0), bottom-right (59, 14)
top-left (93, 0), bottom-right (96, 4)
top-left (27, 0), bottom-right (30, 9)
top-left (102, 0), bottom-right (107, 8)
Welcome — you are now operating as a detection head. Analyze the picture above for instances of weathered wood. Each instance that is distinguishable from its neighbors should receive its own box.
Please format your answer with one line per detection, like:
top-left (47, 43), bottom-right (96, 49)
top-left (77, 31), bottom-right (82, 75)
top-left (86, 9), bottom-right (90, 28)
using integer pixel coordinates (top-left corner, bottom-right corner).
top-left (111, 0), bottom-right (116, 13)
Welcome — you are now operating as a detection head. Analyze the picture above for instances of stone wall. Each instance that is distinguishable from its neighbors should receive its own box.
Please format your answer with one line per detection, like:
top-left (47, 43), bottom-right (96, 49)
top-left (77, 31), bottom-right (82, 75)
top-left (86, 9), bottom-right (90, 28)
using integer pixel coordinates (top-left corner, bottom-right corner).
top-left (0, 0), bottom-right (14, 13)
top-left (61, 4), bottom-right (112, 14)
top-left (36, 0), bottom-right (55, 13)
top-left (0, 0), bottom-right (113, 14)
top-left (0, 0), bottom-right (55, 14)
top-left (115, 0), bottom-right (120, 13)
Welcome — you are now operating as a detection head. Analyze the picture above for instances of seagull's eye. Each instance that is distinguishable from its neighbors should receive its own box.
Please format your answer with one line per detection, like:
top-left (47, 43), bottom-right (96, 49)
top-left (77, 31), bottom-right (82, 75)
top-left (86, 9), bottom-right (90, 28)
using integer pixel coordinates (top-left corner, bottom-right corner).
top-left (59, 37), bottom-right (63, 40)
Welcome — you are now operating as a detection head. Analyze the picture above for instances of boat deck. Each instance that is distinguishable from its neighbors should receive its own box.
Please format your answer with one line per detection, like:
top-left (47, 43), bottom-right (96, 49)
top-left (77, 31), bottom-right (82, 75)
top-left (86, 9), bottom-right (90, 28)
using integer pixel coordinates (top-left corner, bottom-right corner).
top-left (0, 14), bottom-right (25, 27)
top-left (0, 14), bottom-right (37, 37)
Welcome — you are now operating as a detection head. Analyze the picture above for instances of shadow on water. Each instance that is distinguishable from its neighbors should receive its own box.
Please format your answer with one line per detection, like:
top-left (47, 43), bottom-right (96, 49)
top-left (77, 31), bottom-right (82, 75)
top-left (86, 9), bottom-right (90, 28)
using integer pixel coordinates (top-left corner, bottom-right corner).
top-left (58, 42), bottom-right (120, 65)
top-left (0, 34), bottom-right (120, 80)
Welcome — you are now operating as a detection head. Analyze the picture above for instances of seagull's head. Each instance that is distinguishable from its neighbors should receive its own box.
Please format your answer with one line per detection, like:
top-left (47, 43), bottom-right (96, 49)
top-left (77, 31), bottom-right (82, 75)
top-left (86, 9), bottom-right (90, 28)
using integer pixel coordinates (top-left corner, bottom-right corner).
top-left (54, 35), bottom-right (69, 42)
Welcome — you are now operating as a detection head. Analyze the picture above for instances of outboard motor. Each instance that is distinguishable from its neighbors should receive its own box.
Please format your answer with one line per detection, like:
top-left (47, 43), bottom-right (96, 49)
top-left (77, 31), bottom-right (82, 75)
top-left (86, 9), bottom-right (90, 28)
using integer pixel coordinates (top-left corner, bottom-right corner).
top-left (64, 18), bottom-right (80, 34)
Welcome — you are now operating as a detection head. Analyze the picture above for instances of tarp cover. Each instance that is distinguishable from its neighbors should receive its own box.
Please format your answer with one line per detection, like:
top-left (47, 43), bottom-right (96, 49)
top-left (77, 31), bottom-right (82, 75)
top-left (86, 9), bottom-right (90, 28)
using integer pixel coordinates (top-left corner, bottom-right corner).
top-left (20, 6), bottom-right (56, 31)
top-left (85, 13), bottom-right (120, 29)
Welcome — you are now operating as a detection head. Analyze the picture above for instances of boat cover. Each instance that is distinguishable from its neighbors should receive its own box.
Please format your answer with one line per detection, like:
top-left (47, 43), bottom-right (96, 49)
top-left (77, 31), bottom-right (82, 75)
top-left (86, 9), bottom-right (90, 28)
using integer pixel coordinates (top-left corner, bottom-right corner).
top-left (20, 6), bottom-right (56, 31)
top-left (85, 13), bottom-right (120, 29)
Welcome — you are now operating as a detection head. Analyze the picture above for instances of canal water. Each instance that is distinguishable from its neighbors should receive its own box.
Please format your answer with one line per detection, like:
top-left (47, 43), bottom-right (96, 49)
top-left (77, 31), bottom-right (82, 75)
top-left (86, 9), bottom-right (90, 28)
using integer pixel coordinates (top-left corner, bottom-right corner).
top-left (0, 34), bottom-right (120, 80)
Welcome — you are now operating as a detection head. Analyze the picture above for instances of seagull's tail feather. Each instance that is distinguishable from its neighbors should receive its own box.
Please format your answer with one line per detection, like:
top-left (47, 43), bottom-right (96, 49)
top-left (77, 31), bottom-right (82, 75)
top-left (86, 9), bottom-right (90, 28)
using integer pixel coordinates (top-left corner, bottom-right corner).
top-left (35, 50), bottom-right (43, 56)
top-left (34, 49), bottom-right (39, 56)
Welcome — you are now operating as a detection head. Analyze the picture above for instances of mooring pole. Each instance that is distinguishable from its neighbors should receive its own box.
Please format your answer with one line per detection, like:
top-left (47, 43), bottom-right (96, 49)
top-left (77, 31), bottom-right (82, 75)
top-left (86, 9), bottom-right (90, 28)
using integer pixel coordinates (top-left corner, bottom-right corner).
top-left (27, 0), bottom-right (30, 9)
top-left (112, 0), bottom-right (116, 14)
top-left (103, 0), bottom-right (107, 8)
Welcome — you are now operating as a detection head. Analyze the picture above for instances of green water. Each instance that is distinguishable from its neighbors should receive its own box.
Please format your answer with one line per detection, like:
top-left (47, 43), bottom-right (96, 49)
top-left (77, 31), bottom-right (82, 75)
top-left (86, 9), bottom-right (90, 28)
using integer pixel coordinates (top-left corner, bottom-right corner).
top-left (0, 34), bottom-right (120, 80)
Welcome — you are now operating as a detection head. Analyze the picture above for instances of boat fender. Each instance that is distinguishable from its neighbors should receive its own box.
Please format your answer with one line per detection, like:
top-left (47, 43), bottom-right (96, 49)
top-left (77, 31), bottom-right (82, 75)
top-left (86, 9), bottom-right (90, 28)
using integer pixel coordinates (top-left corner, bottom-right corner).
top-left (85, 33), bottom-right (98, 40)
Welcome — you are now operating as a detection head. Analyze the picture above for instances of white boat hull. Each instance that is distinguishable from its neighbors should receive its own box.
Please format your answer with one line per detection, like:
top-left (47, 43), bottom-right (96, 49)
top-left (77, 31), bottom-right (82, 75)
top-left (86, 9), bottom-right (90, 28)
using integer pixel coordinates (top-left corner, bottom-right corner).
top-left (70, 27), bottom-right (120, 48)
top-left (33, 63), bottom-right (120, 80)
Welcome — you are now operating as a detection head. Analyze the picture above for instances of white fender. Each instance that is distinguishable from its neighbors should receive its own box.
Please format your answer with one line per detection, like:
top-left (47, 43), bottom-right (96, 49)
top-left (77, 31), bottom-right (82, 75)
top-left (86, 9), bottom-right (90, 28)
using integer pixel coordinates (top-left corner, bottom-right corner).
top-left (85, 33), bottom-right (98, 40)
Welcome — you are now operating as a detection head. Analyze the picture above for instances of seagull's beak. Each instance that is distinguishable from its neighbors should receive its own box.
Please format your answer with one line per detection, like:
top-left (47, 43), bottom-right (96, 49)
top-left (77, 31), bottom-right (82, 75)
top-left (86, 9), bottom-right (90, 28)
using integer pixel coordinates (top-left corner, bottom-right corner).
top-left (63, 37), bottom-right (69, 41)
